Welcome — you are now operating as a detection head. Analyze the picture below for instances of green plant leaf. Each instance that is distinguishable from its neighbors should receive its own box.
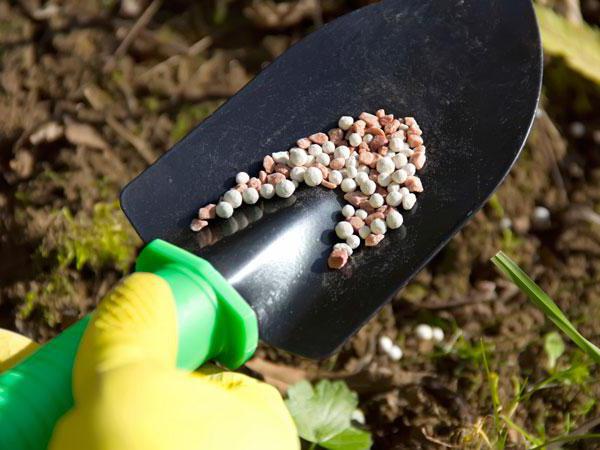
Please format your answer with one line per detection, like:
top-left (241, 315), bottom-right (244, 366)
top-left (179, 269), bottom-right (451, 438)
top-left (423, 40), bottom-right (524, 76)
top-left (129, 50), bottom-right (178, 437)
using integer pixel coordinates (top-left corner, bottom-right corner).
top-left (544, 331), bottom-right (565, 370)
top-left (285, 380), bottom-right (359, 444)
top-left (491, 251), bottom-right (600, 364)
top-left (551, 362), bottom-right (590, 386)
top-left (530, 433), bottom-right (600, 450)
top-left (534, 4), bottom-right (600, 84)
top-left (320, 427), bottom-right (373, 450)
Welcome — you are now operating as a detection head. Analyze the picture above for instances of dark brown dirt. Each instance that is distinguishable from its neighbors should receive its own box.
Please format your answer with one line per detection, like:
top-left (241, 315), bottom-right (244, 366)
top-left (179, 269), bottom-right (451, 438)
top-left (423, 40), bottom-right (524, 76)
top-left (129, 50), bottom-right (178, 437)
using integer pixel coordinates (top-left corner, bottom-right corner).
top-left (1, 1), bottom-right (600, 449)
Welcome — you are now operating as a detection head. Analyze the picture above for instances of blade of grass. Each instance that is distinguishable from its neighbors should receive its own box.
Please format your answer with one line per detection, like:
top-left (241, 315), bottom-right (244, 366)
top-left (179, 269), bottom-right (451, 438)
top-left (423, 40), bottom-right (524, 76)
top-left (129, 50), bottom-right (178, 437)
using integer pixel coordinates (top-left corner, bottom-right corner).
top-left (500, 415), bottom-right (542, 447)
top-left (481, 340), bottom-right (506, 448)
top-left (529, 433), bottom-right (600, 450)
top-left (505, 376), bottom-right (525, 419)
top-left (491, 252), bottom-right (600, 364)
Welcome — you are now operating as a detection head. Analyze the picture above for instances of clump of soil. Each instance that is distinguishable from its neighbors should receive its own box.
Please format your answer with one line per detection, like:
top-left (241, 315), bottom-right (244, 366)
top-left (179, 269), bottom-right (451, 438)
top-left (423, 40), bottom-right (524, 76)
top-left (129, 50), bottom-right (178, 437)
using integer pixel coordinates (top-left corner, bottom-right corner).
top-left (1, 1), bottom-right (600, 448)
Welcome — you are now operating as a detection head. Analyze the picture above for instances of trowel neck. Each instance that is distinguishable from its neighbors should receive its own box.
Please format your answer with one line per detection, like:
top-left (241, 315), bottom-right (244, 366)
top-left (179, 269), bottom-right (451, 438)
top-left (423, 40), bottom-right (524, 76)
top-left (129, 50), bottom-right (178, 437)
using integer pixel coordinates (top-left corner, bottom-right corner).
top-left (135, 239), bottom-right (258, 370)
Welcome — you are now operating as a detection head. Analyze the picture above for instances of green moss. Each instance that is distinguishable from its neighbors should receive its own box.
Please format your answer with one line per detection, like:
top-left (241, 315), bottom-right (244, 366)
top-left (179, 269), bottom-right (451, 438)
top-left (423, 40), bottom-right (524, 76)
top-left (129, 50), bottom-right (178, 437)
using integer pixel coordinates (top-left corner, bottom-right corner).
top-left (101, 0), bottom-right (118, 10)
top-left (110, 68), bottom-right (125, 85)
top-left (143, 96), bottom-right (162, 113)
top-left (96, 176), bottom-right (115, 200)
top-left (213, 0), bottom-right (235, 24)
top-left (19, 272), bottom-right (74, 326)
top-left (487, 194), bottom-right (505, 219)
top-left (22, 201), bottom-right (140, 325)
top-left (43, 201), bottom-right (139, 273)
top-left (401, 283), bottom-right (428, 302)
top-left (19, 290), bottom-right (40, 320)
top-left (13, 190), bottom-right (32, 205)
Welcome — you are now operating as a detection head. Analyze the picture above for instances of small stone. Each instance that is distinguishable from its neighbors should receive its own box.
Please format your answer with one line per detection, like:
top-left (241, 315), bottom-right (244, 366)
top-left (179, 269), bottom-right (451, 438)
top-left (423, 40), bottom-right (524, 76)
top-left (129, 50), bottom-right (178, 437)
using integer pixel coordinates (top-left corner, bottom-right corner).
top-left (338, 116), bottom-right (354, 131)
top-left (263, 155), bottom-right (276, 173)
top-left (569, 122), bottom-right (585, 138)
top-left (296, 137), bottom-right (311, 149)
top-left (328, 128), bottom-right (344, 144)
top-left (274, 164), bottom-right (290, 177)
top-left (402, 193), bottom-right (417, 210)
top-left (405, 176), bottom-right (423, 192)
top-left (216, 202), bottom-right (234, 219)
top-left (431, 327), bottom-right (444, 342)
top-left (346, 234), bottom-right (360, 250)
top-left (335, 221), bottom-right (354, 239)
top-left (388, 345), bottom-right (403, 361)
top-left (379, 114), bottom-right (394, 125)
top-left (384, 119), bottom-right (401, 134)
top-left (309, 132), bottom-right (329, 144)
top-left (407, 134), bottom-right (423, 148)
top-left (358, 151), bottom-right (376, 166)
top-left (328, 248), bottom-right (349, 269)
top-left (260, 183), bottom-right (275, 199)
top-left (350, 120), bottom-right (367, 136)
top-left (248, 177), bottom-right (262, 190)
top-left (236, 172), bottom-right (250, 184)
top-left (275, 179), bottom-right (295, 198)
top-left (415, 324), bottom-right (433, 341)
top-left (359, 225), bottom-right (371, 239)
top-left (190, 218), bottom-right (208, 232)
top-left (344, 191), bottom-right (368, 207)
top-left (365, 234), bottom-right (384, 246)
top-left (271, 151), bottom-right (289, 164)
top-left (410, 151), bottom-right (426, 170)
top-left (198, 204), bottom-right (216, 220)
top-left (267, 173), bottom-right (286, 185)
top-left (334, 242), bottom-right (353, 256)
top-left (365, 212), bottom-right (385, 225)
top-left (242, 187), bottom-right (259, 204)
top-left (369, 135), bottom-right (388, 151)
top-left (379, 336), bottom-right (393, 352)
top-left (359, 112), bottom-right (379, 128)
top-left (532, 206), bottom-right (550, 227)
top-left (330, 157), bottom-right (346, 170)
top-left (347, 216), bottom-right (365, 231)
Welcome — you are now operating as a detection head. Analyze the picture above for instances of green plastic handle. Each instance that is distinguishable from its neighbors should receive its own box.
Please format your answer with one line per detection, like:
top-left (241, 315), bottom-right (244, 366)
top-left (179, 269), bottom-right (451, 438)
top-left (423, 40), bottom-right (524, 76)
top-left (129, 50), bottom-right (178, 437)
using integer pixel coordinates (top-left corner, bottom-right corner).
top-left (0, 317), bottom-right (89, 450)
top-left (0, 239), bottom-right (258, 450)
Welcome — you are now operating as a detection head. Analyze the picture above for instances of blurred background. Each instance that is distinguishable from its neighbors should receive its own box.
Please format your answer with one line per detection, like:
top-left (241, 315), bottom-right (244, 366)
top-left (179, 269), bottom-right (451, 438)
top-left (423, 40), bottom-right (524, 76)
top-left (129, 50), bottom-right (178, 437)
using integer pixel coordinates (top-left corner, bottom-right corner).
top-left (1, 0), bottom-right (599, 448)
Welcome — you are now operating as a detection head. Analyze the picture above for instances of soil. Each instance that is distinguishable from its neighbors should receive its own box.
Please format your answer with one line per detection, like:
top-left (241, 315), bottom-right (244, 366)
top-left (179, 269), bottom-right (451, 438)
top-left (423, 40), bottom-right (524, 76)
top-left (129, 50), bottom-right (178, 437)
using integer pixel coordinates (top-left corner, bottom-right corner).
top-left (1, 1), bottom-right (600, 449)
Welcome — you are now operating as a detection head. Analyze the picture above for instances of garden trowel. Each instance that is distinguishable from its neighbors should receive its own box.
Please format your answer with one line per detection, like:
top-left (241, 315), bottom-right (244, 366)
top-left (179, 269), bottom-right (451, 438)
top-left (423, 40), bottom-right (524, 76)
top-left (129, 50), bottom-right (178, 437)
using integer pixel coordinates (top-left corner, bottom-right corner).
top-left (121, 0), bottom-right (542, 358)
top-left (0, 1), bottom-right (542, 448)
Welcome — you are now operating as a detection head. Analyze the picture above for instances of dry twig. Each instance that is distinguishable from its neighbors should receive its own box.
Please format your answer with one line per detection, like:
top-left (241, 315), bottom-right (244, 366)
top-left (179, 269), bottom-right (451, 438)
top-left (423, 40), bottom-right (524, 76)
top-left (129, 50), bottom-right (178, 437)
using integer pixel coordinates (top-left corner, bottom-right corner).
top-left (106, 115), bottom-right (156, 164)
top-left (104, 0), bottom-right (163, 71)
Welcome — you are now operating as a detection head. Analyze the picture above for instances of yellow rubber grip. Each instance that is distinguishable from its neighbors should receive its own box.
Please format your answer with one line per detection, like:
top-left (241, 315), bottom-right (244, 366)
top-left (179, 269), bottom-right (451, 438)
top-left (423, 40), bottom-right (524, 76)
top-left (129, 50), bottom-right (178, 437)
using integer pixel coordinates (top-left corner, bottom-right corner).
top-left (49, 272), bottom-right (299, 450)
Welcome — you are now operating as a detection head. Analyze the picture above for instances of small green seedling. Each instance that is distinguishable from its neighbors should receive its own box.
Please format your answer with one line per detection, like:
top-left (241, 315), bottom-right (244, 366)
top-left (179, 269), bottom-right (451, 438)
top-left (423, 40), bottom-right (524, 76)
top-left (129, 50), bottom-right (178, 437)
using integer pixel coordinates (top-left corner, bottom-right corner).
top-left (543, 331), bottom-right (565, 371)
top-left (285, 380), bottom-right (372, 450)
top-left (488, 251), bottom-right (600, 449)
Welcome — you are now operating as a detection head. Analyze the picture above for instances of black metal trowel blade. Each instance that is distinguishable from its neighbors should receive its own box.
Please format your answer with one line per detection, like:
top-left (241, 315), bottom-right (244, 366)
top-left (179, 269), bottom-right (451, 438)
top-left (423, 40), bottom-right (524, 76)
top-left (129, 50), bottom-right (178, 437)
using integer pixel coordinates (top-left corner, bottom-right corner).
top-left (120, 0), bottom-right (542, 359)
